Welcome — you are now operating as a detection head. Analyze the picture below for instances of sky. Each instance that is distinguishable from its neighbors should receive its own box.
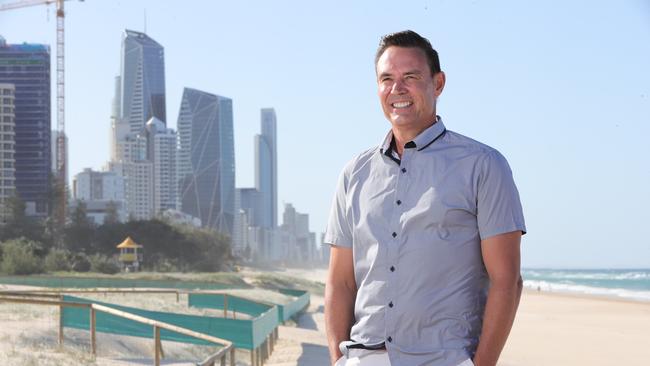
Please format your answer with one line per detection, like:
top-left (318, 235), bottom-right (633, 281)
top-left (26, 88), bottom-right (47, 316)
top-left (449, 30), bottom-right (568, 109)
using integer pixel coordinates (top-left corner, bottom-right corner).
top-left (1, 0), bottom-right (649, 268)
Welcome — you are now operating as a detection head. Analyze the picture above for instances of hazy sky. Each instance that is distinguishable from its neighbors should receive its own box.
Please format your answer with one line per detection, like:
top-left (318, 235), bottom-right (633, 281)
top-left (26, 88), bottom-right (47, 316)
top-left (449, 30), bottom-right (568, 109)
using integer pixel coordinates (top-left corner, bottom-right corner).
top-left (1, 0), bottom-right (649, 268)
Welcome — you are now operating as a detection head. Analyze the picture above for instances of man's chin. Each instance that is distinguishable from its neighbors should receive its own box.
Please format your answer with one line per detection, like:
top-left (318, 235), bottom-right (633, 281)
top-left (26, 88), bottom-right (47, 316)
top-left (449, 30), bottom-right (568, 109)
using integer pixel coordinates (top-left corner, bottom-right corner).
top-left (389, 117), bottom-right (416, 128)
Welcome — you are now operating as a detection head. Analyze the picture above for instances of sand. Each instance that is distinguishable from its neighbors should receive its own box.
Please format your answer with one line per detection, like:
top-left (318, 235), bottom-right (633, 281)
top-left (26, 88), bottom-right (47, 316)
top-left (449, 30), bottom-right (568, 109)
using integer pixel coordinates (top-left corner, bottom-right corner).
top-left (499, 289), bottom-right (650, 365)
top-left (2, 270), bottom-right (650, 365)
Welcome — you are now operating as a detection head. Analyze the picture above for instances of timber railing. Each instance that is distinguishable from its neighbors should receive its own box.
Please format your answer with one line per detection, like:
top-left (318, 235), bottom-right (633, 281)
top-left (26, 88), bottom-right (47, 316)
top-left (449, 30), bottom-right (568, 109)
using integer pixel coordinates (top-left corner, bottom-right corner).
top-left (0, 279), bottom-right (312, 366)
top-left (0, 293), bottom-right (234, 366)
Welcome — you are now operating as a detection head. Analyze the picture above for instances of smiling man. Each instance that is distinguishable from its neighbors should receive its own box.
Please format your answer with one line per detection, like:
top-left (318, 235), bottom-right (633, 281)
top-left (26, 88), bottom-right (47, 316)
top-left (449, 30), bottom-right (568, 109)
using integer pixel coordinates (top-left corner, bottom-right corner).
top-left (324, 30), bottom-right (526, 366)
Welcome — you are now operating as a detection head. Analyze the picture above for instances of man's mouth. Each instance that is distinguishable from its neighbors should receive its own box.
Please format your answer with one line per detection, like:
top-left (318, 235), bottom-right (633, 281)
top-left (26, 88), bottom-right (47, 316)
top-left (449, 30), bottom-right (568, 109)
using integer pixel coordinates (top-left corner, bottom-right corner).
top-left (391, 101), bottom-right (413, 109)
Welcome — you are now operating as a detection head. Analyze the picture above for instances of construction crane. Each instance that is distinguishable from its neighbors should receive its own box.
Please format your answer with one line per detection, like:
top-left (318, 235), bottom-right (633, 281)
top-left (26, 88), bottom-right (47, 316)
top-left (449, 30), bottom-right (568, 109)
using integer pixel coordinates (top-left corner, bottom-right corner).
top-left (0, 0), bottom-right (83, 233)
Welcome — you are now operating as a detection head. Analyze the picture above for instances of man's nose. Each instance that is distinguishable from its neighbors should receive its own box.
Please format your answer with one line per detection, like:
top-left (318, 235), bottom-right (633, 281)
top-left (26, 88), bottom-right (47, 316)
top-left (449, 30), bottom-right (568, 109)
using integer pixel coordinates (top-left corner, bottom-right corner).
top-left (391, 79), bottom-right (406, 93)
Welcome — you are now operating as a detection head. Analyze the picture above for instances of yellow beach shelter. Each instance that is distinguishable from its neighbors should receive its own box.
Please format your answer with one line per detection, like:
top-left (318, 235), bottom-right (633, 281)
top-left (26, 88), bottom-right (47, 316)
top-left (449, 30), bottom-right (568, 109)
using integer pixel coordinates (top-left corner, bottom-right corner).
top-left (116, 237), bottom-right (143, 272)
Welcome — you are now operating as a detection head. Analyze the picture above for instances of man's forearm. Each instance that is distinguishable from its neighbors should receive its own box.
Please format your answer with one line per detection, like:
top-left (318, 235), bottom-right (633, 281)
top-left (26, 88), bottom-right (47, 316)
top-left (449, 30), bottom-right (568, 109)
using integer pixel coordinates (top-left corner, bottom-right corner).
top-left (473, 276), bottom-right (523, 366)
top-left (325, 282), bottom-right (356, 365)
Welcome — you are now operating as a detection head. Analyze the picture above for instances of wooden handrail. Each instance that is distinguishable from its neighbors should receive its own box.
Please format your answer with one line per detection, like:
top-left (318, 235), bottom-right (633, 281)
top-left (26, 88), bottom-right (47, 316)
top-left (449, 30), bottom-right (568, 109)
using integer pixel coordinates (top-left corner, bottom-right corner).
top-left (0, 296), bottom-right (91, 307)
top-left (0, 295), bottom-right (234, 366)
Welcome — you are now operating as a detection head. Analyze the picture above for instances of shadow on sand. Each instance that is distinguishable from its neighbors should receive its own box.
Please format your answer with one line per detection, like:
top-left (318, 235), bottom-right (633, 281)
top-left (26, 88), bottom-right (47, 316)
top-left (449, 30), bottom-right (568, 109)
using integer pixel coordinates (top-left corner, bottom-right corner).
top-left (296, 343), bottom-right (330, 366)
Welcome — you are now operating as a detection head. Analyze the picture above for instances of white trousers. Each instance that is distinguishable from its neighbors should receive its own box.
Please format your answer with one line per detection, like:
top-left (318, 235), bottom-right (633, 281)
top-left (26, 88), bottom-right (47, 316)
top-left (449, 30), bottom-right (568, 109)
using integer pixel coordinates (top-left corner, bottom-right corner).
top-left (335, 350), bottom-right (474, 366)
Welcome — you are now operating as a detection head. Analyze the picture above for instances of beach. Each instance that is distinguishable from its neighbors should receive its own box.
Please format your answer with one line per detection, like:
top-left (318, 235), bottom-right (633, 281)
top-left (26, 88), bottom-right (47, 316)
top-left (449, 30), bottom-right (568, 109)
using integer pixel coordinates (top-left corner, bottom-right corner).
top-left (500, 289), bottom-right (650, 365)
top-left (2, 268), bottom-right (650, 365)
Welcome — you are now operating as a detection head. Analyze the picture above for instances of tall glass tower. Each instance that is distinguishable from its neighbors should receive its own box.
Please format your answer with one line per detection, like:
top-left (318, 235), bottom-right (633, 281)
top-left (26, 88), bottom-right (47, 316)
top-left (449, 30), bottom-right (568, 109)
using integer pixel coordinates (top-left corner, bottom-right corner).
top-left (120, 30), bottom-right (166, 133)
top-left (177, 88), bottom-right (235, 235)
top-left (110, 30), bottom-right (166, 220)
top-left (255, 108), bottom-right (277, 228)
top-left (0, 37), bottom-right (51, 217)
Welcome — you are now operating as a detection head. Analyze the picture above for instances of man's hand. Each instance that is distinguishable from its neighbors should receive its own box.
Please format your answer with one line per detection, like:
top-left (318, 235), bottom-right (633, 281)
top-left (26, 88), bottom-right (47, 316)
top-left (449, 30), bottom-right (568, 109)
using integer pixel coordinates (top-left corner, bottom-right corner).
top-left (473, 231), bottom-right (523, 366)
top-left (325, 245), bottom-right (357, 365)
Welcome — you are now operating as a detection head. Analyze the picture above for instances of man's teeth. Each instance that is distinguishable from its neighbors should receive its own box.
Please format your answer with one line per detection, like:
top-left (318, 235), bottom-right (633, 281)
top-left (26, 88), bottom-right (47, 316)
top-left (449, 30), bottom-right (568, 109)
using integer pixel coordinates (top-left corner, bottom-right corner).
top-left (392, 101), bottom-right (412, 108)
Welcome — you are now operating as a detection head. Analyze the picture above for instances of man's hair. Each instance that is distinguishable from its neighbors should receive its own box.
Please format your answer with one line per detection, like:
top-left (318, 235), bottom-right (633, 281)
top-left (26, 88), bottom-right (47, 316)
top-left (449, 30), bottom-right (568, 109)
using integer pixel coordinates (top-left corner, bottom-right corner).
top-left (375, 30), bottom-right (441, 75)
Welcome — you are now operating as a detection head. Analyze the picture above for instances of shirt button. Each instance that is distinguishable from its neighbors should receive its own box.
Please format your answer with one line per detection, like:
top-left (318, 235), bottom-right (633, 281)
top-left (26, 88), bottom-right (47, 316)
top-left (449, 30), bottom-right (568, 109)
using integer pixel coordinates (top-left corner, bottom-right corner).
top-left (388, 301), bottom-right (394, 308)
top-left (387, 336), bottom-right (393, 342)
top-left (392, 232), bottom-right (397, 238)
top-left (401, 168), bottom-right (407, 173)
top-left (390, 266), bottom-right (395, 272)
top-left (396, 200), bottom-right (402, 205)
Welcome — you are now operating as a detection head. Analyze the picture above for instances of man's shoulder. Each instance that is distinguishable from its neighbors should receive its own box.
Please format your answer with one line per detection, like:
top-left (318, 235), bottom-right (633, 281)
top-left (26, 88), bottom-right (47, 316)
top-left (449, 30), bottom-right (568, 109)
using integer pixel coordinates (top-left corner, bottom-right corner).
top-left (340, 146), bottom-right (381, 176)
top-left (443, 129), bottom-right (503, 157)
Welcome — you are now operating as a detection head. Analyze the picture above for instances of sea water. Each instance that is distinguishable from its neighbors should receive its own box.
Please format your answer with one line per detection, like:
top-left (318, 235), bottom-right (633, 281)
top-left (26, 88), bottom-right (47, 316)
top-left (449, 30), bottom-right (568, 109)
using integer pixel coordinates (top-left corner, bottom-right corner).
top-left (521, 268), bottom-right (650, 302)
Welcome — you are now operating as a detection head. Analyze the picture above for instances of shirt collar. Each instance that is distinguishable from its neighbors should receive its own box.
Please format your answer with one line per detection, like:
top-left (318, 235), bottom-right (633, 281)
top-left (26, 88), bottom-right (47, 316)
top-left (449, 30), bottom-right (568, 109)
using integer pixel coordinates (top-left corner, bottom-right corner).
top-left (379, 116), bottom-right (446, 154)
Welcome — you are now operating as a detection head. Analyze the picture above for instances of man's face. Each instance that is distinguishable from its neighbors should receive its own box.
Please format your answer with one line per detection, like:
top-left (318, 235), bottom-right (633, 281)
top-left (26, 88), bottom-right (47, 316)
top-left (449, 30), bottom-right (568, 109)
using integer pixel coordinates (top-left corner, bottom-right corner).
top-left (376, 46), bottom-right (445, 131)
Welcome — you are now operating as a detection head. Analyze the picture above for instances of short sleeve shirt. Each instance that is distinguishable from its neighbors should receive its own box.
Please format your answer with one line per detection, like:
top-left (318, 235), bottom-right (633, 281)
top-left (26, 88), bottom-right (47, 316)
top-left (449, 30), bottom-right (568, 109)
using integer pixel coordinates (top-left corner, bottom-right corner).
top-left (324, 118), bottom-right (526, 366)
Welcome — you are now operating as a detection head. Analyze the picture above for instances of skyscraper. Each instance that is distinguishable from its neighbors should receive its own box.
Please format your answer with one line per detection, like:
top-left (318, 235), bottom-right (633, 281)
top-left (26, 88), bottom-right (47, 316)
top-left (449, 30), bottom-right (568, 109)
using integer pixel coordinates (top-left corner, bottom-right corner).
top-left (0, 83), bottom-right (16, 222)
top-left (109, 131), bottom-right (153, 220)
top-left (177, 88), bottom-right (235, 235)
top-left (109, 30), bottom-right (167, 220)
top-left (0, 37), bottom-right (51, 217)
top-left (119, 30), bottom-right (166, 133)
top-left (255, 108), bottom-right (277, 229)
top-left (145, 117), bottom-right (177, 214)
top-left (72, 168), bottom-right (126, 224)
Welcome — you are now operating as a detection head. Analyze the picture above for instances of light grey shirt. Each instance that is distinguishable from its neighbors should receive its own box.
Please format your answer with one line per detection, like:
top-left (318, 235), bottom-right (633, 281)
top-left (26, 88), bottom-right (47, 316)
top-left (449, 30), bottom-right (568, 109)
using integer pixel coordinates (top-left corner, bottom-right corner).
top-left (324, 118), bottom-right (526, 366)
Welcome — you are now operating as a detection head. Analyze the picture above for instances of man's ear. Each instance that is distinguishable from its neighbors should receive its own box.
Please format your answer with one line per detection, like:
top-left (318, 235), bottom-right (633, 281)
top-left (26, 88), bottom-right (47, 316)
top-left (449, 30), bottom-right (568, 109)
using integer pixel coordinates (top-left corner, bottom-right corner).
top-left (434, 71), bottom-right (446, 96)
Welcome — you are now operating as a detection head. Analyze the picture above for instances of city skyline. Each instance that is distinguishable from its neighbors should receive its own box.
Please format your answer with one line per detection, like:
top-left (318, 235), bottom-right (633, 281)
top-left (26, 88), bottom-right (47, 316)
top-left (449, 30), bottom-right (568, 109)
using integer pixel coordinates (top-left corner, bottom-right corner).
top-left (1, 1), bottom-right (648, 268)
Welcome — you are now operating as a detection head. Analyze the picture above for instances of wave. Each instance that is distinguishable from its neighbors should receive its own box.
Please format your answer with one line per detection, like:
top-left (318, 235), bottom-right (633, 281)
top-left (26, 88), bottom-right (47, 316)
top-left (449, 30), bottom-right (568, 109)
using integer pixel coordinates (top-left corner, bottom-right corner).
top-left (523, 280), bottom-right (650, 302)
top-left (522, 270), bottom-right (650, 281)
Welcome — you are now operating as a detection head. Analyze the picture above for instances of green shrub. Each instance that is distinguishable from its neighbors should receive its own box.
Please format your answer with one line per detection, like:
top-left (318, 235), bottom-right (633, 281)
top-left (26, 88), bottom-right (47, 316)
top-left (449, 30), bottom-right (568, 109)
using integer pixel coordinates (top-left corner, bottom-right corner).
top-left (70, 253), bottom-right (91, 272)
top-left (89, 254), bottom-right (120, 274)
top-left (0, 237), bottom-right (44, 275)
top-left (153, 258), bottom-right (177, 272)
top-left (44, 248), bottom-right (72, 272)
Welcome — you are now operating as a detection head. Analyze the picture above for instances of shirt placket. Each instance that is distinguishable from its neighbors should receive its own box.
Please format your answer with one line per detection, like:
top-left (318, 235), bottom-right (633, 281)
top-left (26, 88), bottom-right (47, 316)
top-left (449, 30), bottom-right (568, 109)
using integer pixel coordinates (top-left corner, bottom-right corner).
top-left (384, 148), bottom-right (413, 348)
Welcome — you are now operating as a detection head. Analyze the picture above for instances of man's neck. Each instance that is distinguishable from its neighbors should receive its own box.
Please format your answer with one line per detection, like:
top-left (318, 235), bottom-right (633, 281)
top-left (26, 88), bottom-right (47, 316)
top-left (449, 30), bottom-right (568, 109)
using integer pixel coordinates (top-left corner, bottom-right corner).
top-left (392, 118), bottom-right (437, 157)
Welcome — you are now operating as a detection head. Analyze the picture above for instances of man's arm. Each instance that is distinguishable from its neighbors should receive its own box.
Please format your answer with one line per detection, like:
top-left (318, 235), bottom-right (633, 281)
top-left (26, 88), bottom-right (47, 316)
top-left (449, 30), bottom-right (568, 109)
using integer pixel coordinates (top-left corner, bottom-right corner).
top-left (325, 245), bottom-right (356, 365)
top-left (472, 231), bottom-right (523, 366)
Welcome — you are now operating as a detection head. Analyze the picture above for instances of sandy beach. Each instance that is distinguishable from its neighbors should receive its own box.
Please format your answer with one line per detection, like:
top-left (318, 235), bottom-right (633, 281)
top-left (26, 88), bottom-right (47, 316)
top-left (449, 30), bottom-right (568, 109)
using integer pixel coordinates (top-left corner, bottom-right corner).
top-left (2, 269), bottom-right (650, 365)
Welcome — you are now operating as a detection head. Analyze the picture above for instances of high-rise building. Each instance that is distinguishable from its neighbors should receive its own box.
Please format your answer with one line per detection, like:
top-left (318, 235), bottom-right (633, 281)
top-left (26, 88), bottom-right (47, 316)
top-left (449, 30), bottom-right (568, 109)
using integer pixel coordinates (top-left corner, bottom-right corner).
top-left (109, 125), bottom-right (154, 220)
top-left (177, 87), bottom-right (235, 235)
top-left (145, 117), bottom-right (177, 213)
top-left (281, 203), bottom-right (316, 262)
top-left (255, 108), bottom-right (277, 229)
top-left (110, 75), bottom-right (121, 161)
top-left (109, 30), bottom-right (166, 221)
top-left (238, 187), bottom-right (262, 227)
top-left (234, 187), bottom-right (263, 257)
top-left (72, 168), bottom-right (126, 224)
top-left (0, 36), bottom-right (51, 217)
top-left (0, 83), bottom-right (16, 222)
top-left (73, 168), bottom-right (125, 202)
top-left (119, 30), bottom-right (166, 134)
top-left (122, 160), bottom-right (153, 220)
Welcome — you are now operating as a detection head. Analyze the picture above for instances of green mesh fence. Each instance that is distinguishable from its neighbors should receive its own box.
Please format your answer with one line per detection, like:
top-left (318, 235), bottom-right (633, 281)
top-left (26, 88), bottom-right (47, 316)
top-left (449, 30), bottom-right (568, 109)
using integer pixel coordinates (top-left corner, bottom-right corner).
top-left (188, 293), bottom-right (273, 317)
top-left (0, 275), bottom-right (240, 290)
top-left (278, 289), bottom-right (310, 322)
top-left (62, 295), bottom-right (278, 349)
top-left (189, 289), bottom-right (310, 323)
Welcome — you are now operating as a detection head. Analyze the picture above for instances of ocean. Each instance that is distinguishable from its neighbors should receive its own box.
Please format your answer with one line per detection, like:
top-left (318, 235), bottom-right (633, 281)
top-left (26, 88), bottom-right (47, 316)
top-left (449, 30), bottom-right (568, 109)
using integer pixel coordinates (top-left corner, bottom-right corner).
top-left (521, 268), bottom-right (650, 302)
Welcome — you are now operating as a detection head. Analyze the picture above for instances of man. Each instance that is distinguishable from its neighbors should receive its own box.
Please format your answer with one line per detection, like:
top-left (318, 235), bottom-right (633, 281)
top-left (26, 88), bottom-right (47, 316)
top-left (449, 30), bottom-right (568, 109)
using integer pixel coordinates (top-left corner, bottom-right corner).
top-left (324, 30), bottom-right (526, 366)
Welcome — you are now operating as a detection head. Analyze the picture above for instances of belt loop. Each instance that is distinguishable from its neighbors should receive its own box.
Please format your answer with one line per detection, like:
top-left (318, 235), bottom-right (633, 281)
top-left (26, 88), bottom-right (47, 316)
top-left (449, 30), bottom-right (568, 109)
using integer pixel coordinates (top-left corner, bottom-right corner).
top-left (339, 341), bottom-right (356, 357)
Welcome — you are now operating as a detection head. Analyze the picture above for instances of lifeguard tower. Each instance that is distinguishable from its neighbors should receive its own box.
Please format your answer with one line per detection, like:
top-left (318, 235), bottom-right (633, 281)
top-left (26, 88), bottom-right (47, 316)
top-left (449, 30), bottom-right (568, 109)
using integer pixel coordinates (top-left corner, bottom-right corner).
top-left (116, 237), bottom-right (143, 272)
